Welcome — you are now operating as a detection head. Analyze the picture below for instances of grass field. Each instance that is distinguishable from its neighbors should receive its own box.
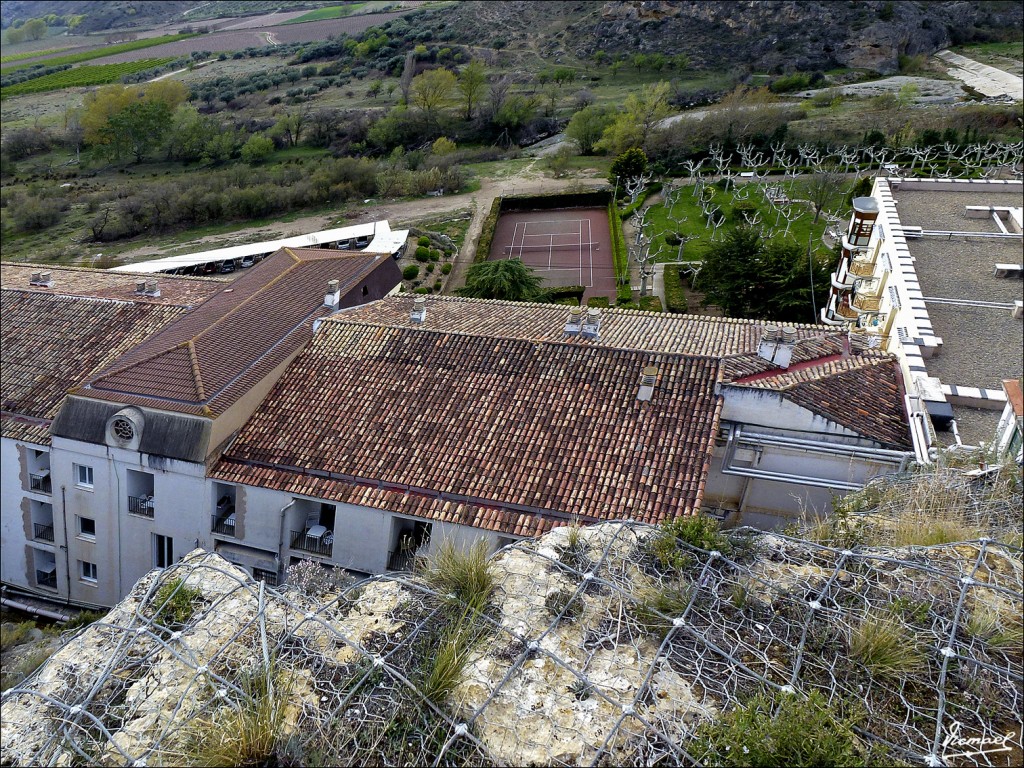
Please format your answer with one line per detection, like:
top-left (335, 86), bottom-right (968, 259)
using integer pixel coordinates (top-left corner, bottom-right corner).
top-left (1, 34), bottom-right (196, 72)
top-left (282, 4), bottom-right (369, 24)
top-left (642, 178), bottom-right (836, 266)
top-left (1, 59), bottom-right (177, 98)
top-left (0, 47), bottom-right (73, 64)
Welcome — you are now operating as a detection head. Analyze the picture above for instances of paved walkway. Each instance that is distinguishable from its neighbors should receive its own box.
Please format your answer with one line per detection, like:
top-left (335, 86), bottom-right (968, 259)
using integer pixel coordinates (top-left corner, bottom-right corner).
top-left (934, 50), bottom-right (1023, 101)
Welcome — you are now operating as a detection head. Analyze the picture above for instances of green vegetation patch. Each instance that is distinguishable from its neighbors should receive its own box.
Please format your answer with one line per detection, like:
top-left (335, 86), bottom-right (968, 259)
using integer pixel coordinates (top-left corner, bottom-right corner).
top-left (0, 47), bottom-right (72, 65)
top-left (3, 34), bottom-right (196, 72)
top-left (283, 4), bottom-right (368, 24)
top-left (1, 59), bottom-right (176, 98)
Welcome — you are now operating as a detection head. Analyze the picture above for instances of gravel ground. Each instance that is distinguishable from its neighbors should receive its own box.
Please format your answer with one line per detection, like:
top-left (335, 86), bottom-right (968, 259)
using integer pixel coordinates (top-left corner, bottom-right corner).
top-left (911, 239), bottom-right (1024, 304)
top-left (921, 303), bottom-right (1023, 391)
top-left (894, 189), bottom-right (1024, 232)
top-left (935, 405), bottom-right (1003, 448)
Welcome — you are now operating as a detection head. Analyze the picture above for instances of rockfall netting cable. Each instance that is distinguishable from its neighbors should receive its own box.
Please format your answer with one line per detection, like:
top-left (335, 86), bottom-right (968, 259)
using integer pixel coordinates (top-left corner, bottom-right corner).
top-left (3, 496), bottom-right (1021, 767)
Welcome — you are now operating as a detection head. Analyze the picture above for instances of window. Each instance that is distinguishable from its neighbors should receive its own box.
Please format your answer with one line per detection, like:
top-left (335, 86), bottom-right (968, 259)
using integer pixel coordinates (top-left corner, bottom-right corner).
top-left (80, 561), bottom-right (97, 583)
top-left (78, 516), bottom-right (96, 539)
top-left (253, 567), bottom-right (278, 587)
top-left (154, 534), bottom-right (174, 569)
top-left (75, 464), bottom-right (94, 489)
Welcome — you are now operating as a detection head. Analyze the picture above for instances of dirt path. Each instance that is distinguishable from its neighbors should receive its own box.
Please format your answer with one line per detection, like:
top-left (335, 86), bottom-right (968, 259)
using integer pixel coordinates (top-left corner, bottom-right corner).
top-left (934, 49), bottom-right (1023, 101)
top-left (112, 161), bottom-right (610, 291)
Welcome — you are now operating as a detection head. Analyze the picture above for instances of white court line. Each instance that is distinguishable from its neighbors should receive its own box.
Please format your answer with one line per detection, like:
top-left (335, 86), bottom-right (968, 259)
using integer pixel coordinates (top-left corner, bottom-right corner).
top-left (509, 222), bottom-right (520, 261)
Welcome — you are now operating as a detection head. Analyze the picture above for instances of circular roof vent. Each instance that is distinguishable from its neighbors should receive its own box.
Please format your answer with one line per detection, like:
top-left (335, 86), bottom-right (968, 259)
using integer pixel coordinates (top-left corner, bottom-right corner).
top-left (106, 408), bottom-right (144, 449)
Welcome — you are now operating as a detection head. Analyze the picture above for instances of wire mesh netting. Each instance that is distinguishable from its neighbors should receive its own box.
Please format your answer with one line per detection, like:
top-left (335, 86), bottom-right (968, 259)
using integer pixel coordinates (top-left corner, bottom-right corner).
top-left (1, 473), bottom-right (1021, 767)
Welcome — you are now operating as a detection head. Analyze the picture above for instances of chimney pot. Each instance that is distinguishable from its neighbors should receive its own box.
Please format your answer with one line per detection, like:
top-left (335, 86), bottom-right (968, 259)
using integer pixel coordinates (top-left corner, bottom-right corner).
top-left (328, 279), bottom-right (340, 292)
top-left (410, 296), bottom-right (427, 323)
top-left (40, 271), bottom-right (52, 284)
top-left (31, 272), bottom-right (41, 284)
top-left (581, 307), bottom-right (602, 339)
top-left (136, 280), bottom-right (147, 293)
top-left (564, 306), bottom-right (584, 335)
top-left (781, 326), bottom-right (798, 344)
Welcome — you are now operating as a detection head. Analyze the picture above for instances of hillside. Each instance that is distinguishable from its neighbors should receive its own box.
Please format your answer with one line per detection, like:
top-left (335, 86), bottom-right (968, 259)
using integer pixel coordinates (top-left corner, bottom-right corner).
top-left (2, 464), bottom-right (1021, 767)
top-left (426, 0), bottom-right (1024, 74)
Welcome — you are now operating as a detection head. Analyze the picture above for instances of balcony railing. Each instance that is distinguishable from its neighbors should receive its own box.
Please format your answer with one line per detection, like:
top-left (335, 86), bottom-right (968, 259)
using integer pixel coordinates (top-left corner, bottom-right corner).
top-left (29, 473), bottom-right (52, 494)
top-left (849, 257), bottom-right (877, 278)
top-left (33, 522), bottom-right (54, 542)
top-left (851, 293), bottom-right (882, 313)
top-left (211, 513), bottom-right (236, 537)
top-left (128, 495), bottom-right (155, 518)
top-left (387, 548), bottom-right (417, 572)
top-left (290, 529), bottom-right (333, 557)
top-left (35, 570), bottom-right (57, 589)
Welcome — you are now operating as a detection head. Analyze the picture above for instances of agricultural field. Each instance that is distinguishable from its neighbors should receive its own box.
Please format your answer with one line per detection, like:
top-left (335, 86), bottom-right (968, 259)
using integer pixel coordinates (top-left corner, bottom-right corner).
top-left (1, 59), bottom-right (176, 98)
top-left (1, 34), bottom-right (196, 71)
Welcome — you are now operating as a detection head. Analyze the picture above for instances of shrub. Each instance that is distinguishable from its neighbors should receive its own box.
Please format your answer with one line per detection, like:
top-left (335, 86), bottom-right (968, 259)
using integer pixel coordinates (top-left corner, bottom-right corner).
top-left (418, 235), bottom-right (430, 247)
top-left (402, 264), bottom-right (419, 280)
top-left (633, 583), bottom-right (692, 638)
top-left (664, 266), bottom-right (689, 313)
top-left (848, 612), bottom-right (925, 678)
top-left (426, 263), bottom-right (434, 273)
top-left (414, 246), bottom-right (430, 262)
top-left (62, 610), bottom-right (108, 632)
top-left (285, 559), bottom-right (350, 598)
top-left (0, 621), bottom-right (34, 652)
top-left (0, 647), bottom-right (54, 692)
top-left (421, 539), bottom-right (494, 614)
top-left (440, 263), bottom-right (452, 275)
top-left (429, 249), bottom-right (440, 261)
top-left (638, 296), bottom-right (662, 312)
top-left (615, 283), bottom-right (633, 304)
top-left (586, 296), bottom-right (610, 308)
top-left (695, 690), bottom-right (866, 767)
top-left (150, 577), bottom-right (203, 630)
top-left (545, 588), bottom-right (583, 623)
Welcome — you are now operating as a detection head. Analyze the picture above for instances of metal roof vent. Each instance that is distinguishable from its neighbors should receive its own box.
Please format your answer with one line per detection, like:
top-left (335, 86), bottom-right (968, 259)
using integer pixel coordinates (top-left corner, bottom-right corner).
top-left (30, 271), bottom-right (54, 287)
top-left (410, 296), bottom-right (427, 323)
top-left (581, 307), bottom-right (601, 339)
top-left (564, 306), bottom-right (583, 336)
top-left (638, 365), bottom-right (658, 401)
top-left (324, 279), bottom-right (341, 307)
top-left (757, 324), bottom-right (797, 369)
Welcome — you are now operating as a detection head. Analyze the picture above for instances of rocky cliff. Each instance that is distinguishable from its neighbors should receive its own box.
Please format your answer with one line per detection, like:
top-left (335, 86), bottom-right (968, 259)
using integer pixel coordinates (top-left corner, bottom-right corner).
top-left (438, 1), bottom-right (1023, 75)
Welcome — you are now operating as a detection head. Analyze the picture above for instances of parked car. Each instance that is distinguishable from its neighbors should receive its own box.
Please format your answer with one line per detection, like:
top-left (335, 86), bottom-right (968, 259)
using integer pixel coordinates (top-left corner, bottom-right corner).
top-left (240, 255), bottom-right (255, 268)
top-left (219, 261), bottom-right (236, 274)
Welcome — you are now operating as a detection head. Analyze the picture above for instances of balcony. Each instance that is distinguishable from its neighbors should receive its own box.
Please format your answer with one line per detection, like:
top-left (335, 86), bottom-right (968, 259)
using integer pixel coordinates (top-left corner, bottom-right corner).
top-left (29, 473), bottom-right (52, 494)
top-left (387, 548), bottom-right (417, 572)
top-left (35, 569), bottom-right (57, 590)
top-left (851, 293), bottom-right (883, 313)
top-left (211, 512), bottom-right (236, 537)
top-left (128, 495), bottom-right (155, 518)
top-left (823, 294), bottom-right (859, 325)
top-left (849, 257), bottom-right (878, 278)
top-left (290, 528), bottom-right (334, 557)
top-left (33, 523), bottom-right (54, 542)
top-left (831, 269), bottom-right (855, 291)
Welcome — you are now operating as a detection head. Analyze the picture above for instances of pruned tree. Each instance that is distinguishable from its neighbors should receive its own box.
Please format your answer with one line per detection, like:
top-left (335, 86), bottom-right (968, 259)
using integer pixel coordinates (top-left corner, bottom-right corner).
top-left (805, 165), bottom-right (846, 223)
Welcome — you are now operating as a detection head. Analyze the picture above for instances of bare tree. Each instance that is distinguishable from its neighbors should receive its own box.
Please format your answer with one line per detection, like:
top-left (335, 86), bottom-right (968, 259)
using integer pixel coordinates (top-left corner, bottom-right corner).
top-left (805, 165), bottom-right (846, 223)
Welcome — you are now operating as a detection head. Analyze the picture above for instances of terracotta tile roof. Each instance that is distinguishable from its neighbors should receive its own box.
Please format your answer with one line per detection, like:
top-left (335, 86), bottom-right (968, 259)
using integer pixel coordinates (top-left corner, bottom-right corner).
top-left (334, 294), bottom-right (828, 356)
top-left (0, 290), bottom-right (187, 444)
top-left (79, 248), bottom-right (396, 416)
top-left (212, 321), bottom-right (723, 529)
top-left (728, 352), bottom-right (912, 449)
top-left (0, 262), bottom-right (224, 307)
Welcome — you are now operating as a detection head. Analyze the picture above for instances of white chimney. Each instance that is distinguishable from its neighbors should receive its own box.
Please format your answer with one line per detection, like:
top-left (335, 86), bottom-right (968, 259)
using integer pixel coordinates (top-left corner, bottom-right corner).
top-left (410, 296), bottom-right (427, 323)
top-left (757, 324), bottom-right (797, 369)
top-left (581, 307), bottom-right (601, 339)
top-left (30, 271), bottom-right (42, 285)
top-left (324, 279), bottom-right (341, 307)
top-left (136, 280), bottom-right (147, 294)
top-left (757, 324), bottom-right (780, 362)
top-left (144, 279), bottom-right (160, 297)
top-left (772, 325), bottom-right (798, 369)
top-left (564, 306), bottom-right (583, 335)
top-left (638, 366), bottom-right (658, 401)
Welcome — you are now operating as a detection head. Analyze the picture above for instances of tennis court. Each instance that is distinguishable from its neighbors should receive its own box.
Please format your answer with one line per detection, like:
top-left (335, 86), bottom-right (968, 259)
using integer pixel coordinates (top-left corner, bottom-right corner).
top-left (486, 207), bottom-right (616, 301)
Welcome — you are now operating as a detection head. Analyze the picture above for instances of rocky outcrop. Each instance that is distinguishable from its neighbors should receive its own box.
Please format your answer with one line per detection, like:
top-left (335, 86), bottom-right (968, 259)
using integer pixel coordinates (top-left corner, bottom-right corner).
top-left (1, 520), bottom-right (1021, 767)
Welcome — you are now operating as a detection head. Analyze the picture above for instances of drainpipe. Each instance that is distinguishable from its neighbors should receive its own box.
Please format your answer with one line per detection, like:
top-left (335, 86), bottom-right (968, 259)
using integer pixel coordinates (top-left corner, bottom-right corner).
top-left (60, 485), bottom-right (71, 599)
top-left (277, 500), bottom-right (296, 580)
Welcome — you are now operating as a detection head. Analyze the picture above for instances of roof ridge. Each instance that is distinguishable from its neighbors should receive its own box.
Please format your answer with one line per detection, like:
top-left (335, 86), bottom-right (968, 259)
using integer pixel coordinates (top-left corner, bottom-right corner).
top-left (322, 315), bottom-right (723, 361)
top-left (0, 261), bottom-right (221, 284)
top-left (187, 340), bottom-right (206, 400)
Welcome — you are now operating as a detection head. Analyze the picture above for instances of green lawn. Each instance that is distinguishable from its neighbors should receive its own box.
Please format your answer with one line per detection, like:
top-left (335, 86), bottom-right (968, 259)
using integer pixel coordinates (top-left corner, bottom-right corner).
top-left (1, 34), bottom-right (196, 72)
top-left (640, 177), bottom-right (837, 266)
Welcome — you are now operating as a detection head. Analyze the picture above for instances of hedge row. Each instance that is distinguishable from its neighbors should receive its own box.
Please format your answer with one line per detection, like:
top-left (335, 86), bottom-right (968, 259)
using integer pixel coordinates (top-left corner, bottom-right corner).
top-left (618, 182), bottom-right (663, 221)
top-left (547, 285), bottom-right (586, 302)
top-left (608, 200), bottom-right (629, 285)
top-left (663, 265), bottom-right (690, 314)
top-left (474, 196), bottom-right (504, 263)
